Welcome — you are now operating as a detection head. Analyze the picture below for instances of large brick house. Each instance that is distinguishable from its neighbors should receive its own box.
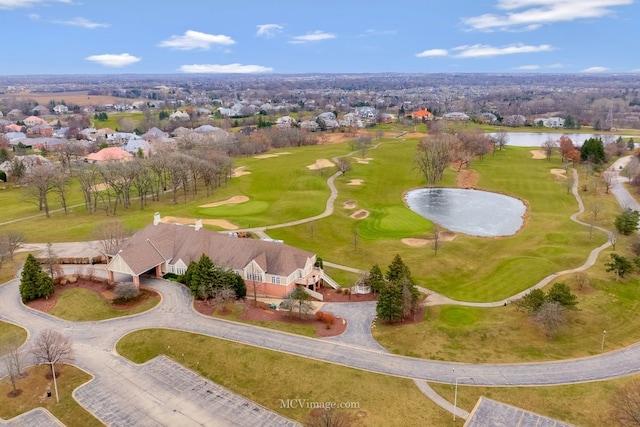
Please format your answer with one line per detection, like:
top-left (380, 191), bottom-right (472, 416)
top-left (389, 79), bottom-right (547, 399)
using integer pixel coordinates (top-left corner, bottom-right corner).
top-left (106, 213), bottom-right (323, 298)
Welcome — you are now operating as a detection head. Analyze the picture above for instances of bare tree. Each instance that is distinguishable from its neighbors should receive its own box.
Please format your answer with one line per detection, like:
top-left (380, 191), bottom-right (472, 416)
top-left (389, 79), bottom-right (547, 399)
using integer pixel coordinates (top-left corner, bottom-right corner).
top-left (432, 225), bottom-right (442, 256)
top-left (1, 231), bottom-right (24, 260)
top-left (306, 408), bottom-right (354, 427)
top-left (490, 131), bottom-right (509, 154)
top-left (22, 163), bottom-right (59, 217)
top-left (604, 169), bottom-right (614, 194)
top-left (610, 381), bottom-right (640, 426)
top-left (415, 133), bottom-right (456, 186)
top-left (31, 329), bottom-right (74, 369)
top-left (541, 137), bottom-right (557, 162)
top-left (2, 340), bottom-right (24, 396)
top-left (336, 157), bottom-right (352, 174)
top-left (572, 272), bottom-right (590, 291)
top-left (591, 204), bottom-right (602, 221)
top-left (534, 300), bottom-right (565, 338)
top-left (610, 232), bottom-right (618, 251)
top-left (564, 175), bottom-right (575, 194)
top-left (357, 135), bottom-right (373, 158)
top-left (94, 221), bottom-right (128, 256)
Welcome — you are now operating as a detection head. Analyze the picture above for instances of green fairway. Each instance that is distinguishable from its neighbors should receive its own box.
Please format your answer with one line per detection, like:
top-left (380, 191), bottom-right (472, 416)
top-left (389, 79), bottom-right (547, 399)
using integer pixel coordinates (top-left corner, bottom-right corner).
top-left (48, 288), bottom-right (160, 321)
top-left (116, 328), bottom-right (454, 426)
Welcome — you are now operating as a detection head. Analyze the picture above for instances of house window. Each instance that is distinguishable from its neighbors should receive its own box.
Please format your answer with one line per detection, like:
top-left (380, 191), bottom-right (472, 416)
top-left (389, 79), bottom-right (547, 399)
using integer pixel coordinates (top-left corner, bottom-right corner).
top-left (248, 272), bottom-right (262, 282)
top-left (271, 276), bottom-right (281, 285)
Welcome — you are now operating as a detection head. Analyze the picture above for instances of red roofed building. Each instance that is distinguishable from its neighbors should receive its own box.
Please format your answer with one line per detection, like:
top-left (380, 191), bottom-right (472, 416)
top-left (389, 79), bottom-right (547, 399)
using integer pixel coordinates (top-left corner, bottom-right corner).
top-left (409, 109), bottom-right (434, 120)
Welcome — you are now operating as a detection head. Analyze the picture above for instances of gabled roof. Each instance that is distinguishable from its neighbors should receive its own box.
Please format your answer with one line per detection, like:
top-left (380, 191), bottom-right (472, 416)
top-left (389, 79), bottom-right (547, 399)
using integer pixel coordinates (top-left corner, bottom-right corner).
top-left (409, 109), bottom-right (433, 118)
top-left (87, 147), bottom-right (134, 162)
top-left (110, 222), bottom-right (314, 277)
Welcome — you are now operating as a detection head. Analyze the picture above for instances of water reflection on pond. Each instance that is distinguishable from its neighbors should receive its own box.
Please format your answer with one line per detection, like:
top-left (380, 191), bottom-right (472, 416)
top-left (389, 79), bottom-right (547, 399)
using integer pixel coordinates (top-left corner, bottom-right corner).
top-left (405, 188), bottom-right (527, 237)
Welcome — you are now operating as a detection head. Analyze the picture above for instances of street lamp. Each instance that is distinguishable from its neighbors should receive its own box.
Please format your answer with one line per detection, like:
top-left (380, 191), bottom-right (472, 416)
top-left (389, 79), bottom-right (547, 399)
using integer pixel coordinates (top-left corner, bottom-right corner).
top-left (601, 330), bottom-right (607, 351)
top-left (453, 376), bottom-right (474, 422)
top-left (47, 361), bottom-right (59, 403)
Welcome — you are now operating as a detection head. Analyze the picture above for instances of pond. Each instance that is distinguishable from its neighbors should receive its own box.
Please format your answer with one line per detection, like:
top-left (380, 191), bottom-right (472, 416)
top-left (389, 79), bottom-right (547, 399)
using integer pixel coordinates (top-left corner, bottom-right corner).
top-left (405, 188), bottom-right (527, 237)
top-left (488, 132), bottom-right (634, 147)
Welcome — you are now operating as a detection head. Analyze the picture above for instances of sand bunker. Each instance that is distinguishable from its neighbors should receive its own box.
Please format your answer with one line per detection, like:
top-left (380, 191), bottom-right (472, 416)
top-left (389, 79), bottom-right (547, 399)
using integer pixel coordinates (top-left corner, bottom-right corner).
top-left (350, 209), bottom-right (370, 219)
top-left (401, 232), bottom-right (457, 247)
top-left (160, 216), bottom-right (238, 230)
top-left (343, 200), bottom-right (357, 209)
top-left (254, 152), bottom-right (291, 159)
top-left (199, 195), bottom-right (249, 208)
top-left (347, 179), bottom-right (364, 186)
top-left (550, 168), bottom-right (567, 179)
top-left (352, 157), bottom-right (373, 164)
top-left (530, 150), bottom-right (546, 159)
top-left (232, 166), bottom-right (251, 177)
top-left (307, 159), bottom-right (335, 170)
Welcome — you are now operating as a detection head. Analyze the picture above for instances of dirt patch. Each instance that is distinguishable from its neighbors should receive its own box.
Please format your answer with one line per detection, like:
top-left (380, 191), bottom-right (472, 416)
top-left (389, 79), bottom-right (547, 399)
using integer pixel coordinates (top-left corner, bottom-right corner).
top-left (343, 200), bottom-right (357, 209)
top-left (352, 157), bottom-right (373, 164)
top-left (530, 150), bottom-right (546, 159)
top-left (232, 166), bottom-right (251, 178)
top-left (347, 179), bottom-right (364, 186)
top-left (10, 91), bottom-right (141, 107)
top-left (401, 232), bottom-right (457, 247)
top-left (456, 169), bottom-right (479, 188)
top-left (160, 216), bottom-right (238, 230)
top-left (306, 159), bottom-right (335, 170)
top-left (199, 195), bottom-right (249, 208)
top-left (550, 168), bottom-right (567, 179)
top-left (196, 299), bottom-right (347, 338)
top-left (25, 278), bottom-right (159, 313)
top-left (350, 209), bottom-right (370, 219)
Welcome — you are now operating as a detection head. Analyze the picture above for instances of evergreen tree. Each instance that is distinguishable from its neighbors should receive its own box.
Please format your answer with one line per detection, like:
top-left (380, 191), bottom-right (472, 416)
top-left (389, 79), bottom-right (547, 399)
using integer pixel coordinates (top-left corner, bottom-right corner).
top-left (368, 264), bottom-right (385, 294)
top-left (376, 282), bottom-right (403, 322)
top-left (19, 254), bottom-right (54, 302)
top-left (580, 137), bottom-right (606, 163)
top-left (386, 254), bottom-right (412, 283)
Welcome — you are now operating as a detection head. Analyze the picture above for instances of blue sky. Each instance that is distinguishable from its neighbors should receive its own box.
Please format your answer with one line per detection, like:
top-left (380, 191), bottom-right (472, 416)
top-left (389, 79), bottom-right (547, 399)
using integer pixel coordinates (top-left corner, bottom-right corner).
top-left (0, 0), bottom-right (637, 75)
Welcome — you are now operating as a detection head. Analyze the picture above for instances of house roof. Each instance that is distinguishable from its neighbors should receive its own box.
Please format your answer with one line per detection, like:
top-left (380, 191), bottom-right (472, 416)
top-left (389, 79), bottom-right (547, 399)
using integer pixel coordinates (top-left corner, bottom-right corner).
top-left (110, 221), bottom-right (314, 277)
top-left (86, 147), bottom-right (134, 162)
top-left (410, 109), bottom-right (433, 118)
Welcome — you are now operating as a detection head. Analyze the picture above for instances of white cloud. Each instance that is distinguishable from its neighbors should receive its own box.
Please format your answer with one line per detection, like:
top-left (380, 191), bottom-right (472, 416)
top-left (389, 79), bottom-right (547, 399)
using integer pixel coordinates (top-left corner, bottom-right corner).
top-left (463, 0), bottom-right (633, 31)
top-left (159, 30), bottom-right (235, 50)
top-left (361, 29), bottom-right (397, 37)
top-left (415, 49), bottom-right (449, 57)
top-left (0, 0), bottom-right (70, 9)
top-left (256, 24), bottom-right (283, 38)
top-left (85, 53), bottom-right (141, 68)
top-left (179, 63), bottom-right (273, 74)
top-left (452, 43), bottom-right (554, 57)
top-left (53, 17), bottom-right (109, 29)
top-left (289, 31), bottom-right (336, 44)
top-left (582, 66), bottom-right (609, 73)
top-left (514, 64), bottom-right (541, 70)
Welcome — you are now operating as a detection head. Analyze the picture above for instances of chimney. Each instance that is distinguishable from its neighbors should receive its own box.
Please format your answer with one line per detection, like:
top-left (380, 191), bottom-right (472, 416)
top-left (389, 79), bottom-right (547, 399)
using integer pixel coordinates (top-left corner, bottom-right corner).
top-left (195, 218), bottom-right (202, 231)
top-left (153, 212), bottom-right (161, 225)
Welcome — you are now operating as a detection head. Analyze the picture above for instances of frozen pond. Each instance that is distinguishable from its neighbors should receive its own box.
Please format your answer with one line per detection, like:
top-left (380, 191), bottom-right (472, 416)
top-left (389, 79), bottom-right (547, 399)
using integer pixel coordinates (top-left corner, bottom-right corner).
top-left (488, 132), bottom-right (633, 147)
top-left (405, 188), bottom-right (527, 237)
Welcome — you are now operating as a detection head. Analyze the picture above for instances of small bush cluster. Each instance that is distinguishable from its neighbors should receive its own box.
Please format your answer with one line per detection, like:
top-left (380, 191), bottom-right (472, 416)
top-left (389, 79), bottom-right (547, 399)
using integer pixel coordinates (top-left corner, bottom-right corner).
top-left (113, 282), bottom-right (140, 303)
top-left (315, 311), bottom-right (336, 328)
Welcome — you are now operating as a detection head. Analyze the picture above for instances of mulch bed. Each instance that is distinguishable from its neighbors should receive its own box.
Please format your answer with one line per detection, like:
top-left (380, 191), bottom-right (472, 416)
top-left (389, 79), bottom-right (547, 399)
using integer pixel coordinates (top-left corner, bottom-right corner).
top-left (25, 278), bottom-right (158, 313)
top-left (319, 287), bottom-right (378, 303)
top-left (194, 299), bottom-right (347, 338)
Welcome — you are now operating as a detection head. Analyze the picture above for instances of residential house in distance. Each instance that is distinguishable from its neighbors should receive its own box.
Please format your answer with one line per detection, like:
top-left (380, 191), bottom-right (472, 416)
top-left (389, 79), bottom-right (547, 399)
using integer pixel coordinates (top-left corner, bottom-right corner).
top-left (26, 123), bottom-right (53, 137)
top-left (106, 213), bottom-right (322, 297)
top-left (31, 105), bottom-right (50, 116)
top-left (534, 116), bottom-right (565, 128)
top-left (53, 104), bottom-right (69, 115)
top-left (409, 109), bottom-right (434, 121)
top-left (23, 116), bottom-right (47, 127)
top-left (169, 111), bottom-right (190, 121)
top-left (443, 112), bottom-right (470, 121)
top-left (86, 146), bottom-right (133, 163)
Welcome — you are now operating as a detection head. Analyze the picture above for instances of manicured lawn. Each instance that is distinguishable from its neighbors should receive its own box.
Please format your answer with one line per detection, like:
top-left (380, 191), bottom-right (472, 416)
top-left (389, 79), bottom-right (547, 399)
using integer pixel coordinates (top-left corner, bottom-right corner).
top-left (429, 374), bottom-right (640, 427)
top-left (0, 322), bottom-right (27, 350)
top-left (211, 304), bottom-right (317, 337)
top-left (116, 329), bottom-right (454, 426)
top-left (373, 241), bottom-right (640, 363)
top-left (48, 288), bottom-right (160, 321)
top-left (0, 364), bottom-right (101, 427)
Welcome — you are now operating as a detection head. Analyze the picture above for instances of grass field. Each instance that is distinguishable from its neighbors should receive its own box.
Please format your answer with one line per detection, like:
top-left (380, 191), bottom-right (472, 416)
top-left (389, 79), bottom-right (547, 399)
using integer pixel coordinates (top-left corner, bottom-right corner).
top-left (116, 328), bottom-right (455, 426)
top-left (0, 322), bottom-right (27, 351)
top-left (429, 374), bottom-right (640, 427)
top-left (48, 288), bottom-right (160, 321)
top-left (0, 364), bottom-right (101, 427)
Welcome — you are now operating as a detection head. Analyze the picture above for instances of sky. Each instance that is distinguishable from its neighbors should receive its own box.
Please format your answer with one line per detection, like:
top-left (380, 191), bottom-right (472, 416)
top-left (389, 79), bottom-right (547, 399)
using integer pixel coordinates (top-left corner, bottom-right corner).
top-left (0, 0), bottom-right (637, 75)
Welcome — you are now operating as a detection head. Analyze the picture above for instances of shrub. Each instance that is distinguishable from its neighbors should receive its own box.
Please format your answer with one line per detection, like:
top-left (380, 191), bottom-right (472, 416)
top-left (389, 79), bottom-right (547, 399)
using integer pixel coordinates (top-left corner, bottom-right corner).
top-left (323, 312), bottom-right (335, 326)
top-left (315, 311), bottom-right (325, 321)
top-left (113, 282), bottom-right (139, 302)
